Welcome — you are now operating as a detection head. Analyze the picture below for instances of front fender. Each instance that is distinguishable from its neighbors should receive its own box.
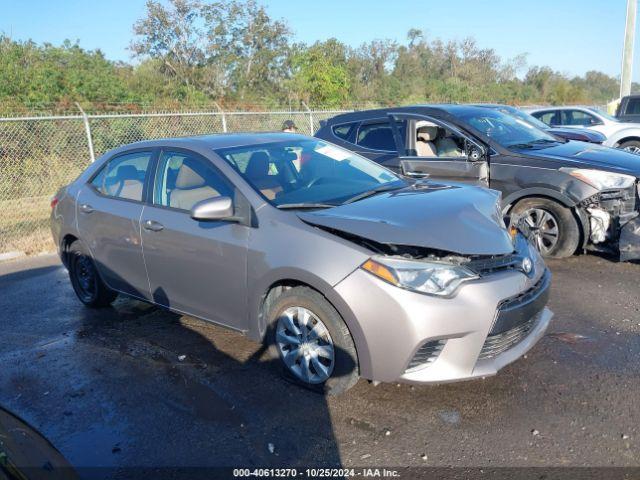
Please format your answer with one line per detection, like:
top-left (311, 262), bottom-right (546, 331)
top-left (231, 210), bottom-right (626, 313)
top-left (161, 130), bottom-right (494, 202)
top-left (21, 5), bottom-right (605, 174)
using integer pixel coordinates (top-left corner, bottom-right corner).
top-left (246, 266), bottom-right (373, 378)
top-left (607, 127), bottom-right (640, 147)
top-left (502, 187), bottom-right (577, 210)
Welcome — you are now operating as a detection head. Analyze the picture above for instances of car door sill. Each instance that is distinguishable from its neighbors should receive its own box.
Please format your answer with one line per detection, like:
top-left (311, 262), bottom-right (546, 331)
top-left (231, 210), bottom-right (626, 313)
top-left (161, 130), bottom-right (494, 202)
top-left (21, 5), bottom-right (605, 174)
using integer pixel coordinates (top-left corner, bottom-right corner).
top-left (112, 288), bottom-right (248, 335)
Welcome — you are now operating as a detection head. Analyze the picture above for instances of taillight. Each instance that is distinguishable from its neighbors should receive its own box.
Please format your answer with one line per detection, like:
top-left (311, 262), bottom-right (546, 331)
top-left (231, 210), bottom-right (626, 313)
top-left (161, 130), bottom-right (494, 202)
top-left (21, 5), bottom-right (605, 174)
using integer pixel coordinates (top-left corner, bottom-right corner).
top-left (50, 197), bottom-right (59, 209)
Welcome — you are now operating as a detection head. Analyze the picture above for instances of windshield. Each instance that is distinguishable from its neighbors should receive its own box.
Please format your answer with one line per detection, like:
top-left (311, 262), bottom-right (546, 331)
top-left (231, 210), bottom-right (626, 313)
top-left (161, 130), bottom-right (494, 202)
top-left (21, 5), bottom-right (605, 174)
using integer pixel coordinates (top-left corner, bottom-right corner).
top-left (458, 108), bottom-right (561, 149)
top-left (216, 139), bottom-right (405, 207)
top-left (497, 106), bottom-right (551, 131)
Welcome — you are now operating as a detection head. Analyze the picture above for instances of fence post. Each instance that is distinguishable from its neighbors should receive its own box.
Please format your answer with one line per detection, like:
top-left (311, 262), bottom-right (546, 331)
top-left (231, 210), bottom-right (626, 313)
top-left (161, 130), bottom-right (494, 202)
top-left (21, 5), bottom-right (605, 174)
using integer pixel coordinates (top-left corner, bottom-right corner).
top-left (301, 101), bottom-right (313, 135)
top-left (214, 102), bottom-right (227, 133)
top-left (75, 102), bottom-right (95, 163)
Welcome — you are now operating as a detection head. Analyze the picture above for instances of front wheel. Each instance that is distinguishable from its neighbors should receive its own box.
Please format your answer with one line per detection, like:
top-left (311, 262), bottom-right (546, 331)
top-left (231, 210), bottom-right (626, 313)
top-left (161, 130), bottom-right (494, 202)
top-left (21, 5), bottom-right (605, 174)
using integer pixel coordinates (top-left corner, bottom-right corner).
top-left (67, 241), bottom-right (118, 307)
top-left (511, 198), bottom-right (580, 258)
top-left (618, 140), bottom-right (640, 155)
top-left (266, 286), bottom-right (359, 395)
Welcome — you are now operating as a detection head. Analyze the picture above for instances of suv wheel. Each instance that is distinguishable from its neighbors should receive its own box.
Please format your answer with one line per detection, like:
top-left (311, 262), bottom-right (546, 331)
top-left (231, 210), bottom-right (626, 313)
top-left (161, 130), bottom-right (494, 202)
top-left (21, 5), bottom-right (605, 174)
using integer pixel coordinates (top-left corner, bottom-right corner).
top-left (511, 198), bottom-right (580, 258)
top-left (67, 241), bottom-right (118, 307)
top-left (266, 286), bottom-right (359, 395)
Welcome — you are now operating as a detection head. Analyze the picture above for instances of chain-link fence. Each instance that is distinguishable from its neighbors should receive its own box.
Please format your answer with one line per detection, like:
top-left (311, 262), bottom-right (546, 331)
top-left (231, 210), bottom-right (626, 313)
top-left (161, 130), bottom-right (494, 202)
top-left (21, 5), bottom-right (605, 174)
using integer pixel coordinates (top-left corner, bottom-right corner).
top-left (0, 109), bottom-right (349, 256)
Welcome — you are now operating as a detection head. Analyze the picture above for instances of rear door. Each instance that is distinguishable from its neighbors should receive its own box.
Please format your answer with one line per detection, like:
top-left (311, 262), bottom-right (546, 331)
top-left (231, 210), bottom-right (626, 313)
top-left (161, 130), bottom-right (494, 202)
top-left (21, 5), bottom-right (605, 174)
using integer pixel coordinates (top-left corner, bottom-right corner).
top-left (76, 149), bottom-right (155, 300)
top-left (140, 148), bottom-right (250, 331)
top-left (388, 113), bottom-right (489, 186)
top-left (350, 119), bottom-right (405, 170)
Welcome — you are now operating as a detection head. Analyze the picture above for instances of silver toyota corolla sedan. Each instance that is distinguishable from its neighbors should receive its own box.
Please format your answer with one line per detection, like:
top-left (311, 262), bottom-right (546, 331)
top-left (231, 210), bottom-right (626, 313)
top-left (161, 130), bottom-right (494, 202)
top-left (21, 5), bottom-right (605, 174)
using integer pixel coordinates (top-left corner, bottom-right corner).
top-left (51, 133), bottom-right (553, 395)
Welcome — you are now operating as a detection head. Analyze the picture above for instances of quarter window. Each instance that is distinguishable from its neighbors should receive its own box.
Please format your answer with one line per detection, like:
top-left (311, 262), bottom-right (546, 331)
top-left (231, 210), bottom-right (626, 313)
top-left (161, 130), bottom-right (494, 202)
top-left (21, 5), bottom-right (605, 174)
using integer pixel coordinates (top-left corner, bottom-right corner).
top-left (154, 151), bottom-right (233, 211)
top-left (90, 151), bottom-right (152, 201)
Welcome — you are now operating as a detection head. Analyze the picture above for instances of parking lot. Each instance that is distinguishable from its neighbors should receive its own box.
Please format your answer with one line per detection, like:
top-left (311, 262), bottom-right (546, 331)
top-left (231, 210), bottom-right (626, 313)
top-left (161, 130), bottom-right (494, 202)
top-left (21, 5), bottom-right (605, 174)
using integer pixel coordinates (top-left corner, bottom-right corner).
top-left (0, 252), bottom-right (639, 474)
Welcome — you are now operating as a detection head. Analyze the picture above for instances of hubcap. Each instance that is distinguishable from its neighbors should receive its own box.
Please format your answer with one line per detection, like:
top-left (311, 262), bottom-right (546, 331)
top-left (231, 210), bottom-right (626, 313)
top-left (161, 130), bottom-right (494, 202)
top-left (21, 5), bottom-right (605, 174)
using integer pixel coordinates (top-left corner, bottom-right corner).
top-left (623, 145), bottom-right (640, 155)
top-left (275, 306), bottom-right (335, 384)
top-left (522, 208), bottom-right (560, 255)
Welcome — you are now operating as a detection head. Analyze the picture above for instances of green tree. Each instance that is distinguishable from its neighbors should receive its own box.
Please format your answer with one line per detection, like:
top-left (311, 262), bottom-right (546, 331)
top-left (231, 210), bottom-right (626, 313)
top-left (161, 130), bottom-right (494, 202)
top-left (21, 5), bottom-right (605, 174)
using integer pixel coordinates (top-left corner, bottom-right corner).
top-left (290, 39), bottom-right (351, 107)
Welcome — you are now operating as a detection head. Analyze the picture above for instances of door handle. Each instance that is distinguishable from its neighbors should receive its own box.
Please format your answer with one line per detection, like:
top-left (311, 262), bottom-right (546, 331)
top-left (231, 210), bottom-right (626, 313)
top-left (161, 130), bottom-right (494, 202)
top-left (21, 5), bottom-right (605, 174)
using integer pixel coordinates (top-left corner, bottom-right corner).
top-left (79, 203), bottom-right (94, 214)
top-left (143, 220), bottom-right (164, 232)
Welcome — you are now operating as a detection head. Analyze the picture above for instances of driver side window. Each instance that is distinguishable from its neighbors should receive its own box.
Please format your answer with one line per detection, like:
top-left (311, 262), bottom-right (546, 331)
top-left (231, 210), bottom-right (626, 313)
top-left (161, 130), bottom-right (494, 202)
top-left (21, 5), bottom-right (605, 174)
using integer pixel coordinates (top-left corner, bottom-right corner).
top-left (414, 122), bottom-right (466, 159)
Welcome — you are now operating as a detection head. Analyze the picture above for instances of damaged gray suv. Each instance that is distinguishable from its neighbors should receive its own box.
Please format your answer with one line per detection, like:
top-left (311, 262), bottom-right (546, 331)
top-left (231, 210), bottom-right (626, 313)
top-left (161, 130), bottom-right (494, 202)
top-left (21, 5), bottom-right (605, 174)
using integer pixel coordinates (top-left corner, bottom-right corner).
top-left (51, 133), bottom-right (552, 395)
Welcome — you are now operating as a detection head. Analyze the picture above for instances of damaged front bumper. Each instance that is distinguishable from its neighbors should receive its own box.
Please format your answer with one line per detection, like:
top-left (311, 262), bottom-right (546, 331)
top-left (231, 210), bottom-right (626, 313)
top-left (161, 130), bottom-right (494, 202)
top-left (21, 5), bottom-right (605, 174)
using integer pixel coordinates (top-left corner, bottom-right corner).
top-left (579, 184), bottom-right (640, 261)
top-left (619, 216), bottom-right (640, 262)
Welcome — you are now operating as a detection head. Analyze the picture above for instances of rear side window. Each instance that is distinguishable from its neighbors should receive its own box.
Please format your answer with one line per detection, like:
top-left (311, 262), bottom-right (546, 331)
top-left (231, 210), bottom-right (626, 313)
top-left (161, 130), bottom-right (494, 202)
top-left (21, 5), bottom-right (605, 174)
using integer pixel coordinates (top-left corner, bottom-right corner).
top-left (90, 151), bottom-right (152, 201)
top-left (332, 123), bottom-right (355, 140)
top-left (356, 122), bottom-right (397, 151)
top-left (533, 111), bottom-right (559, 126)
top-left (154, 151), bottom-right (233, 211)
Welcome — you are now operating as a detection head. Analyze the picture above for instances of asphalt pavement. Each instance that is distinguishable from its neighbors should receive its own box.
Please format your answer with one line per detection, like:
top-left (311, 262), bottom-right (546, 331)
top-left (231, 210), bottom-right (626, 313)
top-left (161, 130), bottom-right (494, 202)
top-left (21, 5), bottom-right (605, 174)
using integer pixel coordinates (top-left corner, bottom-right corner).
top-left (0, 253), bottom-right (639, 476)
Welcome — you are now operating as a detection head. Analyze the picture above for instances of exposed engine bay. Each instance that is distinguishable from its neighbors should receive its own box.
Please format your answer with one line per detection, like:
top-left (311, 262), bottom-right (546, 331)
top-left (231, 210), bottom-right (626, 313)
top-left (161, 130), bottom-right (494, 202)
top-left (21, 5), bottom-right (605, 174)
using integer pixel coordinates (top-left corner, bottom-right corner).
top-left (578, 183), bottom-right (640, 260)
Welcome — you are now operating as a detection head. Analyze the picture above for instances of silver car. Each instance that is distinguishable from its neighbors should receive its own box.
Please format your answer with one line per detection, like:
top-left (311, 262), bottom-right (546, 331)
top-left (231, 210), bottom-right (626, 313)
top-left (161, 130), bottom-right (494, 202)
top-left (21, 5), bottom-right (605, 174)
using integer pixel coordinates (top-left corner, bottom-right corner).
top-left (51, 133), bottom-right (552, 395)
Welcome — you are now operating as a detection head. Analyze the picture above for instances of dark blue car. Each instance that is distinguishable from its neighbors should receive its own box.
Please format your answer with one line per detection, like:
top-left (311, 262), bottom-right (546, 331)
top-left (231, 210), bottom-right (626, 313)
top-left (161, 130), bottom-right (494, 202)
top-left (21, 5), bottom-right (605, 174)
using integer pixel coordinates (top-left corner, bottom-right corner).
top-left (315, 105), bottom-right (640, 261)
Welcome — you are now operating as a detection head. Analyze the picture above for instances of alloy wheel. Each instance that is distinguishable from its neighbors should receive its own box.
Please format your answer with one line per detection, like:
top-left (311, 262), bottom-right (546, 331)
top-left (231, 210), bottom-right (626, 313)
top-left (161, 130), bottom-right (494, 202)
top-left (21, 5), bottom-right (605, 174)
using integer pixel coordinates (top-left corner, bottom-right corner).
top-left (275, 306), bottom-right (335, 384)
top-left (623, 145), bottom-right (640, 155)
top-left (522, 208), bottom-right (560, 255)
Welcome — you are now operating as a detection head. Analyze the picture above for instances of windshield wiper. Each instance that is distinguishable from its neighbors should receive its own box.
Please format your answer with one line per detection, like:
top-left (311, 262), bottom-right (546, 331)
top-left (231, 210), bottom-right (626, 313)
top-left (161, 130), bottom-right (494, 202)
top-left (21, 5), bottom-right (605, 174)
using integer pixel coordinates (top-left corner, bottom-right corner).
top-left (342, 184), bottom-right (404, 205)
top-left (509, 139), bottom-right (559, 149)
top-left (276, 203), bottom-right (336, 210)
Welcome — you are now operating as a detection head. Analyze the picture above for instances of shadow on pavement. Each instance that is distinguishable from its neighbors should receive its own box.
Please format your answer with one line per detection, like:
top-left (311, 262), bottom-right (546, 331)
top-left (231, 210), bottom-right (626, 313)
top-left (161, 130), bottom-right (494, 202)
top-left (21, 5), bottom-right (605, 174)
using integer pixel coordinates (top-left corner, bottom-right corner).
top-left (0, 263), bottom-right (351, 478)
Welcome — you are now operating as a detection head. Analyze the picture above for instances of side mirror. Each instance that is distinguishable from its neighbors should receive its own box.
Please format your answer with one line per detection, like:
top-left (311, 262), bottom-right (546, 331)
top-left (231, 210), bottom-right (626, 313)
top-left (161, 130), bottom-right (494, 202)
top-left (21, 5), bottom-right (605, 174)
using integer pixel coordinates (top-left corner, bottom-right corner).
top-left (465, 141), bottom-right (486, 162)
top-left (190, 196), bottom-right (234, 221)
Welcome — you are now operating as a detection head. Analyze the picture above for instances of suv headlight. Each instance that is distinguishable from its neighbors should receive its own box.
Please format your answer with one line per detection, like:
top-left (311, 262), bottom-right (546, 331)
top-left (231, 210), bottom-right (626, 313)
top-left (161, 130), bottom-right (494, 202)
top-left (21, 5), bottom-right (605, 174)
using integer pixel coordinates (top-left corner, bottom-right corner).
top-left (361, 256), bottom-right (478, 297)
top-left (560, 168), bottom-right (636, 190)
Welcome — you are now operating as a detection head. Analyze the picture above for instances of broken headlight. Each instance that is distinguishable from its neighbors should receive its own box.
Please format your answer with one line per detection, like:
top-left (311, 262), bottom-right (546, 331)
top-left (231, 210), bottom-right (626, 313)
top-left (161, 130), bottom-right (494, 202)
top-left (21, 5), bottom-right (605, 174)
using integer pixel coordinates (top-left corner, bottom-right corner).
top-left (361, 256), bottom-right (478, 297)
top-left (560, 168), bottom-right (636, 191)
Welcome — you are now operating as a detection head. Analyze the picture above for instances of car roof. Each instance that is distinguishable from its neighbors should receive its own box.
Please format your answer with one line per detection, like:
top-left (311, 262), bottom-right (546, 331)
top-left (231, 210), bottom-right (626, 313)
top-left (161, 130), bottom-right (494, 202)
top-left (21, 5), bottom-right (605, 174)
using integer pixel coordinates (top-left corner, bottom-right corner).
top-left (526, 105), bottom-right (595, 112)
top-left (324, 104), bottom-right (495, 125)
top-left (112, 132), bottom-right (310, 151)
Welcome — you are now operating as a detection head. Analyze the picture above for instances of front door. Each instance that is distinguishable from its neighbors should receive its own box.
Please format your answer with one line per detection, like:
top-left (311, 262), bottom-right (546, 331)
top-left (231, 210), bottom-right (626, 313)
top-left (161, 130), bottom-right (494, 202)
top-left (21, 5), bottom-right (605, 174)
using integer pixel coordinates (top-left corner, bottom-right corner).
top-left (76, 150), bottom-right (154, 300)
top-left (140, 149), bottom-right (249, 331)
top-left (388, 113), bottom-right (489, 186)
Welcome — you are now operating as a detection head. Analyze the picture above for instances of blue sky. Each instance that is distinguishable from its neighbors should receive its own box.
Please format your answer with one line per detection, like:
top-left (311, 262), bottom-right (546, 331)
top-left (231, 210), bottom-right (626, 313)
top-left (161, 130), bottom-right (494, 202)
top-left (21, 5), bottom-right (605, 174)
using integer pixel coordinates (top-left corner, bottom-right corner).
top-left (0, 0), bottom-right (637, 80)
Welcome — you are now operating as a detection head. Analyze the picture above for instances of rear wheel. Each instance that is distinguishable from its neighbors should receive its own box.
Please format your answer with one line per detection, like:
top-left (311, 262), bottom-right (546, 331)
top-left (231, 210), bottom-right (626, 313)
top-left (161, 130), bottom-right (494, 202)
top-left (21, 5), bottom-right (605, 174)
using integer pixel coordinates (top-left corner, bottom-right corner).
top-left (67, 241), bottom-right (117, 307)
top-left (511, 198), bottom-right (580, 258)
top-left (266, 286), bottom-right (359, 395)
top-left (618, 140), bottom-right (640, 154)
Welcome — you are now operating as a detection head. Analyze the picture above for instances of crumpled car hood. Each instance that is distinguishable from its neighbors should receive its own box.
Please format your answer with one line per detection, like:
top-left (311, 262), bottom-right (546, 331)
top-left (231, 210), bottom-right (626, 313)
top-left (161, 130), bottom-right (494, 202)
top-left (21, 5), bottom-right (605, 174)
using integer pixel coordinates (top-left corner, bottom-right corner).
top-left (298, 183), bottom-right (514, 256)
top-left (524, 141), bottom-right (640, 176)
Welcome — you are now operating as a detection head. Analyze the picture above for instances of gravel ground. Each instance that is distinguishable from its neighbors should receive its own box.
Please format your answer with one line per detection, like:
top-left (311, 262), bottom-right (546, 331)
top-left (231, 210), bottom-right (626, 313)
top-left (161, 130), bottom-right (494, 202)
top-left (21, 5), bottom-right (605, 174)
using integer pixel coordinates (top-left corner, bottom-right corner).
top-left (0, 253), bottom-right (638, 476)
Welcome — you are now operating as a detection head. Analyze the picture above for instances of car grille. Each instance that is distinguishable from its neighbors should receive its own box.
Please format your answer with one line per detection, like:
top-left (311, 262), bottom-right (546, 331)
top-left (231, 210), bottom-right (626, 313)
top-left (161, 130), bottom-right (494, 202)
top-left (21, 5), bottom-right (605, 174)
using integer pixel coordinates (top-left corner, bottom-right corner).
top-left (478, 270), bottom-right (550, 360)
top-left (405, 340), bottom-right (446, 372)
top-left (465, 234), bottom-right (531, 276)
top-left (465, 252), bottom-right (523, 275)
top-left (478, 314), bottom-right (539, 360)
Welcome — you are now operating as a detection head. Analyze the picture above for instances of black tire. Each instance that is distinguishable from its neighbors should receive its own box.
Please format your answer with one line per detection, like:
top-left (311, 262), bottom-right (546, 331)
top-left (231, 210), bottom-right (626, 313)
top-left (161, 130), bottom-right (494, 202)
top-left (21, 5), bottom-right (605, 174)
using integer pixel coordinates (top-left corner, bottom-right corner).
top-left (618, 140), bottom-right (640, 155)
top-left (265, 286), bottom-right (359, 396)
top-left (511, 198), bottom-right (580, 259)
top-left (67, 241), bottom-right (117, 307)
